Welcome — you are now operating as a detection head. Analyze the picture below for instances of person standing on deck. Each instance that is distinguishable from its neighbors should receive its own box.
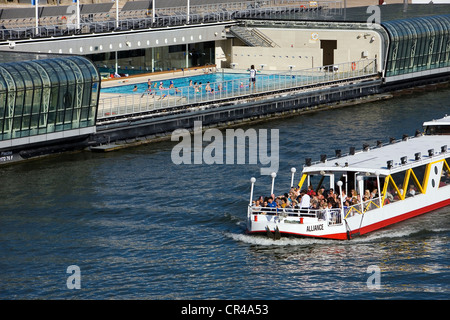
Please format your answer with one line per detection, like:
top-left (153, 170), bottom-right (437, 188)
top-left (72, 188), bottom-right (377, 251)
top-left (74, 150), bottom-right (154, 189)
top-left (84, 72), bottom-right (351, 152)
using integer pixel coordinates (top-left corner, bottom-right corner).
top-left (249, 65), bottom-right (256, 90)
top-left (299, 190), bottom-right (311, 213)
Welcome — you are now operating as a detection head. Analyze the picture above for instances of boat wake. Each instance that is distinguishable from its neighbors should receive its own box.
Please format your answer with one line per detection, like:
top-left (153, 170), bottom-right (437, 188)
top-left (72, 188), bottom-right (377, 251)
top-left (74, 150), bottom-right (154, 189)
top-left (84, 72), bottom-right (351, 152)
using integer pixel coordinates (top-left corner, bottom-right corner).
top-left (226, 232), bottom-right (334, 246)
top-left (227, 224), bottom-right (448, 246)
top-left (357, 226), bottom-right (448, 242)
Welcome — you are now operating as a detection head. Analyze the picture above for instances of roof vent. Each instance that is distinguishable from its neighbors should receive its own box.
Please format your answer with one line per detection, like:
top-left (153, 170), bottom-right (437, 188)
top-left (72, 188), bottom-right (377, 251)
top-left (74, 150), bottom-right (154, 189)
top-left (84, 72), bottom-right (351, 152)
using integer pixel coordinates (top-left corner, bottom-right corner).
top-left (363, 143), bottom-right (370, 152)
top-left (349, 147), bottom-right (355, 155)
top-left (415, 152), bottom-right (421, 161)
top-left (387, 160), bottom-right (393, 169)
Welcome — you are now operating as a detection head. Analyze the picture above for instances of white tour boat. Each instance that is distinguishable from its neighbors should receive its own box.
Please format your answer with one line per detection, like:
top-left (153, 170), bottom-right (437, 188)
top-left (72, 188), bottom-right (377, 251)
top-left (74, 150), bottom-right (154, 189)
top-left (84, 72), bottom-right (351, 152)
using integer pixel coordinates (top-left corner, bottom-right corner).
top-left (247, 115), bottom-right (450, 240)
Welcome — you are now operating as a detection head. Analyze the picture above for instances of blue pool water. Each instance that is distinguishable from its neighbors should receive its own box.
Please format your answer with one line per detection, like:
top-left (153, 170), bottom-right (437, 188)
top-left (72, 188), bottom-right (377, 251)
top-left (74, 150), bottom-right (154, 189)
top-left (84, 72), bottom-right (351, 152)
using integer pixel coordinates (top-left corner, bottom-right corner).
top-left (101, 72), bottom-right (304, 98)
top-left (101, 73), bottom-right (250, 94)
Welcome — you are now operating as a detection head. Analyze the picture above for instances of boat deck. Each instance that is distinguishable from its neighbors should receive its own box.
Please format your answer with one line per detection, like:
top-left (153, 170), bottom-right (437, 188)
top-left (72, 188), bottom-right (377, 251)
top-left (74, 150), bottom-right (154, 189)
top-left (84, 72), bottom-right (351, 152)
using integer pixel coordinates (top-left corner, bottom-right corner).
top-left (305, 134), bottom-right (450, 174)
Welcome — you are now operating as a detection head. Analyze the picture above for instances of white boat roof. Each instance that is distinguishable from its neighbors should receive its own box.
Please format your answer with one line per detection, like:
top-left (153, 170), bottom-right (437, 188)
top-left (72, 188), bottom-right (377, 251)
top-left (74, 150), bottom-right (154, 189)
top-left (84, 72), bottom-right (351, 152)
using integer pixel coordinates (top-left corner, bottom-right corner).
top-left (423, 114), bottom-right (450, 127)
top-left (303, 134), bottom-right (449, 176)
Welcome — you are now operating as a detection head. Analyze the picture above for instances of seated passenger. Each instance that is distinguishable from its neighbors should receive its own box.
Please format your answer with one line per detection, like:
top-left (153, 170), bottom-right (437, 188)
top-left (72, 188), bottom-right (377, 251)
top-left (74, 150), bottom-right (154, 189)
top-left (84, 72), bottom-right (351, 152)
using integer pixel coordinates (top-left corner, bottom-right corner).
top-left (267, 198), bottom-right (277, 209)
top-left (291, 199), bottom-right (298, 209)
top-left (370, 189), bottom-right (378, 199)
top-left (253, 200), bottom-right (261, 213)
top-left (406, 185), bottom-right (416, 197)
top-left (325, 201), bottom-right (334, 222)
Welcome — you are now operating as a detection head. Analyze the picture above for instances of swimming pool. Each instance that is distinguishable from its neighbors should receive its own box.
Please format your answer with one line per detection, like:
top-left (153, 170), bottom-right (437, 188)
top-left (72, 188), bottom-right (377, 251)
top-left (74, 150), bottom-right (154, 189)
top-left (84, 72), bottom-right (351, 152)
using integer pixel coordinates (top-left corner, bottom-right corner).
top-left (101, 73), bottom-right (250, 95)
top-left (99, 71), bottom-right (316, 99)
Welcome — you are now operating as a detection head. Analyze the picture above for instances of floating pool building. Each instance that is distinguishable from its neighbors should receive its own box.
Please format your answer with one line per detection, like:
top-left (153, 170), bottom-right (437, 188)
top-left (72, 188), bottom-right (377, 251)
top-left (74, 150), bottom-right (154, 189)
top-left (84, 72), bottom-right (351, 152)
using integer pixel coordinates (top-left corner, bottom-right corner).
top-left (0, 54), bottom-right (99, 161)
top-left (0, 1), bottom-right (449, 163)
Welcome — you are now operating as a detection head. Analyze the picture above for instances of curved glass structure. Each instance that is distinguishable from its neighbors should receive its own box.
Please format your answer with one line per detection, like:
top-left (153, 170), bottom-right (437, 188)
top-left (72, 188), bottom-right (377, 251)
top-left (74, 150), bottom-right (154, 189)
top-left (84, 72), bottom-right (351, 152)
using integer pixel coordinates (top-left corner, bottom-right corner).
top-left (0, 56), bottom-right (99, 141)
top-left (382, 14), bottom-right (450, 77)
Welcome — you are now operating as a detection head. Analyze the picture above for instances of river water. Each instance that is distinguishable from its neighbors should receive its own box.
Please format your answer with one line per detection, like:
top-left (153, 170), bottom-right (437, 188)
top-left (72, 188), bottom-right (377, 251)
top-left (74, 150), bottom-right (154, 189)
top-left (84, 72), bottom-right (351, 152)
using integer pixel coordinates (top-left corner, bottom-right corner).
top-left (0, 88), bottom-right (449, 301)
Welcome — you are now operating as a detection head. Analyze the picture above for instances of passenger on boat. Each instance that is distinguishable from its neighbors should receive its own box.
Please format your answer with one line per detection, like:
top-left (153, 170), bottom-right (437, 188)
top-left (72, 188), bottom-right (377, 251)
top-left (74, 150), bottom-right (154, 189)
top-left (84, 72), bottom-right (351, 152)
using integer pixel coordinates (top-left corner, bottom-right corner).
top-left (406, 185), bottom-right (416, 197)
top-left (385, 189), bottom-right (394, 202)
top-left (325, 201), bottom-right (335, 221)
top-left (267, 197), bottom-right (277, 209)
top-left (444, 172), bottom-right (450, 184)
top-left (439, 172), bottom-right (450, 186)
top-left (350, 189), bottom-right (360, 205)
top-left (327, 188), bottom-right (337, 201)
top-left (317, 187), bottom-right (325, 200)
top-left (307, 185), bottom-right (316, 196)
top-left (299, 190), bottom-right (311, 211)
top-left (310, 198), bottom-right (319, 209)
top-left (291, 199), bottom-right (298, 208)
top-left (338, 189), bottom-right (347, 202)
top-left (253, 200), bottom-right (262, 213)
top-left (370, 189), bottom-right (378, 199)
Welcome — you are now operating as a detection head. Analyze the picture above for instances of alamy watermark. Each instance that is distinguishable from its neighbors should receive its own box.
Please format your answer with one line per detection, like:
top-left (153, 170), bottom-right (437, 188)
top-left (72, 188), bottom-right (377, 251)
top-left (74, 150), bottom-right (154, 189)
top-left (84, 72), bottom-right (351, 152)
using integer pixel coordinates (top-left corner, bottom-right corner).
top-left (366, 265), bottom-right (381, 290)
top-left (66, 265), bottom-right (81, 289)
top-left (171, 121), bottom-right (279, 175)
top-left (366, 5), bottom-right (381, 29)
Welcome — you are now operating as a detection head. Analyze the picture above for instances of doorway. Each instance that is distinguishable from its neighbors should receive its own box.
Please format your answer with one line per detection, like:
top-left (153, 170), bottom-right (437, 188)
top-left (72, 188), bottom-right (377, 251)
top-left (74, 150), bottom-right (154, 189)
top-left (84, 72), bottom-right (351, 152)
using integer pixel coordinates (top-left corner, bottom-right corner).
top-left (320, 40), bottom-right (337, 66)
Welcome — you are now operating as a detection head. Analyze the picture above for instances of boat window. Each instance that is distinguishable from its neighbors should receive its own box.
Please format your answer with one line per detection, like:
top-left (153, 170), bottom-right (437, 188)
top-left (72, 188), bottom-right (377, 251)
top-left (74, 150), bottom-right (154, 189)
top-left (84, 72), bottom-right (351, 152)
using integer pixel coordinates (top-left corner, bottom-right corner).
top-left (384, 166), bottom-right (427, 203)
top-left (439, 158), bottom-right (450, 188)
top-left (383, 175), bottom-right (401, 205)
top-left (307, 173), bottom-right (331, 192)
top-left (425, 125), bottom-right (450, 135)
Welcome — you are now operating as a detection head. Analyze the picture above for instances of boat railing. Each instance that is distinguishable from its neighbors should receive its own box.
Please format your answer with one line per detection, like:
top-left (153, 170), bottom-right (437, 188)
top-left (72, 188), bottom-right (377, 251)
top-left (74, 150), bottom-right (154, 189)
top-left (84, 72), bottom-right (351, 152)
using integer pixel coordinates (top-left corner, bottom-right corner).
top-left (249, 205), bottom-right (343, 226)
top-left (344, 197), bottom-right (381, 219)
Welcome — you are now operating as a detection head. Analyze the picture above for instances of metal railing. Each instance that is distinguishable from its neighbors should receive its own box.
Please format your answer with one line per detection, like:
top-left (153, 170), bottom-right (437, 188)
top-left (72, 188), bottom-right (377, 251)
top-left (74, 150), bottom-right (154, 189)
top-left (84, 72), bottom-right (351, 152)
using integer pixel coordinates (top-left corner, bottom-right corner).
top-left (97, 59), bottom-right (377, 119)
top-left (249, 205), bottom-right (343, 226)
top-left (0, 1), bottom-right (342, 40)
